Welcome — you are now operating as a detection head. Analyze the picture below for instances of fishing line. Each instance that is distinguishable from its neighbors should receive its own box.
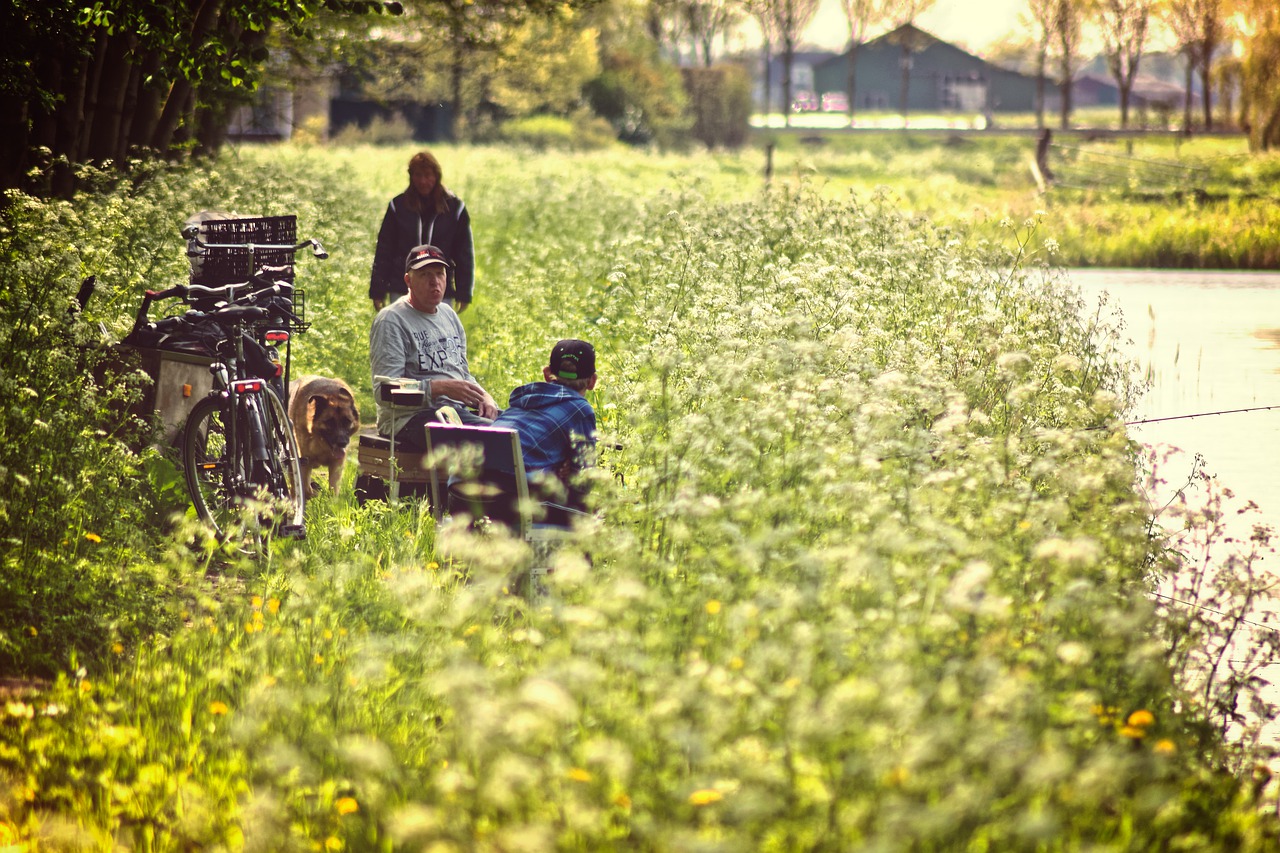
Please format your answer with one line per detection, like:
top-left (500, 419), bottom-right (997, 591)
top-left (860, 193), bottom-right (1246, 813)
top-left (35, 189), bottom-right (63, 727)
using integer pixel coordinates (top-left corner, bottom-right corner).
top-left (1121, 404), bottom-right (1280, 428)
top-left (1152, 591), bottom-right (1280, 635)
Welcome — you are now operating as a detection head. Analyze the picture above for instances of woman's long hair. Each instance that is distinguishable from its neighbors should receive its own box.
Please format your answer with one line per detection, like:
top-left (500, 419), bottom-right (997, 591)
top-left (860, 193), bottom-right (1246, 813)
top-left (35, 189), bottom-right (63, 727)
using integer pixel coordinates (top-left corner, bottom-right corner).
top-left (405, 150), bottom-right (450, 215)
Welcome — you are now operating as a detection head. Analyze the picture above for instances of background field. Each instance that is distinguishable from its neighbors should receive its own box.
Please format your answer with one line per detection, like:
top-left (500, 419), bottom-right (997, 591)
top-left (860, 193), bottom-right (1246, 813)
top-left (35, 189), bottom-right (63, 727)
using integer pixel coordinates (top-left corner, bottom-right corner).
top-left (0, 141), bottom-right (1277, 850)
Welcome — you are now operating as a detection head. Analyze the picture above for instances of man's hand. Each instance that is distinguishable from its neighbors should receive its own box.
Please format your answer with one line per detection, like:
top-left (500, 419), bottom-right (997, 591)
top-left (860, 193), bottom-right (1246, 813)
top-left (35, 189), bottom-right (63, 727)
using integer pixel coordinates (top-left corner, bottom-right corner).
top-left (372, 297), bottom-right (386, 311)
top-left (454, 300), bottom-right (469, 314)
top-left (476, 391), bottom-right (498, 420)
top-left (431, 378), bottom-right (497, 417)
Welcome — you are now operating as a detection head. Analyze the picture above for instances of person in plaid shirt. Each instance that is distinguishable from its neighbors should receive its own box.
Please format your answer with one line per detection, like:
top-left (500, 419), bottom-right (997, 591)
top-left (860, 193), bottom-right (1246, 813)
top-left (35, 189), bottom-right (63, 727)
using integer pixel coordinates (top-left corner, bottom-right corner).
top-left (493, 339), bottom-right (598, 516)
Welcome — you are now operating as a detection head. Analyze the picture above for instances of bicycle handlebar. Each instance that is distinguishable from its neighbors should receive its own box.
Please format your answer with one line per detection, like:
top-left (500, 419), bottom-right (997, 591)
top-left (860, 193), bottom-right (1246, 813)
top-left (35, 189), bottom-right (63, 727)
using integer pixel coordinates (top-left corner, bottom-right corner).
top-left (134, 278), bottom-right (300, 334)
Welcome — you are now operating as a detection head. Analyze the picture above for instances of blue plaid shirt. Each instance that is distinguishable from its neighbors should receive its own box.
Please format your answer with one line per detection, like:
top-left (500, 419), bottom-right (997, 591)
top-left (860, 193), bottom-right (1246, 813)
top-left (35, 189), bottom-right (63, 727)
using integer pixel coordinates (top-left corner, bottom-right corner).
top-left (493, 381), bottom-right (596, 476)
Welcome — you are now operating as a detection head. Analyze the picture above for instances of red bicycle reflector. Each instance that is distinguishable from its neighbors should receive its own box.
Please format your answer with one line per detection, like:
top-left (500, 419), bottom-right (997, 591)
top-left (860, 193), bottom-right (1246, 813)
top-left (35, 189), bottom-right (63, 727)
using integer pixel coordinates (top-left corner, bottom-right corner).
top-left (265, 331), bottom-right (289, 343)
top-left (231, 379), bottom-right (264, 394)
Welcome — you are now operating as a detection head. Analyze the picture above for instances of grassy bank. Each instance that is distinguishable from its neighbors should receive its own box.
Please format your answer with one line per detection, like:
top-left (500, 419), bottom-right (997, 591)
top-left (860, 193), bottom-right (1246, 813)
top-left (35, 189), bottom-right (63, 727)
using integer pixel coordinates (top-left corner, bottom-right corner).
top-left (748, 130), bottom-right (1280, 268)
top-left (0, 145), bottom-right (1277, 849)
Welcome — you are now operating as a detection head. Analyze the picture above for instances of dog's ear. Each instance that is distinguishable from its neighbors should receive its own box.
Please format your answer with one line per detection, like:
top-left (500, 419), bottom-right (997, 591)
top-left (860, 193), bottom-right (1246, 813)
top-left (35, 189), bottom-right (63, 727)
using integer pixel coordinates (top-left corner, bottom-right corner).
top-left (306, 394), bottom-right (329, 429)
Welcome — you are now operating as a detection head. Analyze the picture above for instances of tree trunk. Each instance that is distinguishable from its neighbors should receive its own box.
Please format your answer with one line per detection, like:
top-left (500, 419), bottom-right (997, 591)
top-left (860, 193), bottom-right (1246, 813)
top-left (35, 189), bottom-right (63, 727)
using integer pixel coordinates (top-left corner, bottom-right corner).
top-left (1035, 49), bottom-right (1046, 130)
top-left (79, 29), bottom-right (111, 163)
top-left (152, 79), bottom-right (194, 153)
top-left (1183, 54), bottom-right (1194, 134)
top-left (760, 36), bottom-right (772, 119)
top-left (846, 43), bottom-right (859, 123)
top-left (0, 95), bottom-right (32, 192)
top-left (783, 37), bottom-right (794, 129)
top-left (129, 51), bottom-right (163, 152)
top-left (153, 0), bottom-right (227, 154)
top-left (1059, 55), bottom-right (1072, 129)
top-left (54, 50), bottom-right (90, 197)
top-left (1200, 20), bottom-right (1216, 130)
top-left (451, 21), bottom-right (465, 139)
top-left (116, 61), bottom-right (143, 162)
top-left (87, 32), bottom-right (136, 163)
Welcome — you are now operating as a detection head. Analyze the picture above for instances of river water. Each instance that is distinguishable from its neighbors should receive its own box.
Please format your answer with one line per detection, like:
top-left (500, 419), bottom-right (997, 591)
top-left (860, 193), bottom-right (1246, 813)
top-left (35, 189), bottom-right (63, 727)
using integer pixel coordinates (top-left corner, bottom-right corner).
top-left (1069, 269), bottom-right (1280, 526)
top-left (1070, 268), bottom-right (1280, 747)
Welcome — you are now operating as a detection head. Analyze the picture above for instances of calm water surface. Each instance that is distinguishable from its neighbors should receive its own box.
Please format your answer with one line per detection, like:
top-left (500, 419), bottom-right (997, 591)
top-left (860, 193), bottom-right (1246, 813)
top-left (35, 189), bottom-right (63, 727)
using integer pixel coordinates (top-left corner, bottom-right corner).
top-left (1069, 269), bottom-right (1280, 527)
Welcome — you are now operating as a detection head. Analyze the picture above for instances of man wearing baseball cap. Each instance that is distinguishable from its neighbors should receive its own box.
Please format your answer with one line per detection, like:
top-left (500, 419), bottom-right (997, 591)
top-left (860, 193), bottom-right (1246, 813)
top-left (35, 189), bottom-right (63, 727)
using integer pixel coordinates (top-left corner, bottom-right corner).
top-left (369, 244), bottom-right (498, 450)
top-left (493, 339), bottom-right (599, 517)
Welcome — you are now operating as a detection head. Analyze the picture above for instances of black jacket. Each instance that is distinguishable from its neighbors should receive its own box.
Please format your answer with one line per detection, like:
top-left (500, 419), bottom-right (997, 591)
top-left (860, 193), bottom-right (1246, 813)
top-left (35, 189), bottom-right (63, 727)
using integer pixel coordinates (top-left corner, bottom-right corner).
top-left (370, 190), bottom-right (474, 304)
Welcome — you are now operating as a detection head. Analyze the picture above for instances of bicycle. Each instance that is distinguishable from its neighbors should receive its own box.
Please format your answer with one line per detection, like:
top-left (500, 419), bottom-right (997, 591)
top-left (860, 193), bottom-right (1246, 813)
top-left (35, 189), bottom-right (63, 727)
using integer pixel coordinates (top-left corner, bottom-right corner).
top-left (127, 222), bottom-right (327, 544)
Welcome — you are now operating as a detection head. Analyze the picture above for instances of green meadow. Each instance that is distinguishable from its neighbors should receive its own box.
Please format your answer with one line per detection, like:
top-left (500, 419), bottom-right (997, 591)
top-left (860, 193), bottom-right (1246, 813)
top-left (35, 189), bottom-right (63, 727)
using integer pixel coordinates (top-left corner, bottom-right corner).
top-left (0, 141), bottom-right (1277, 850)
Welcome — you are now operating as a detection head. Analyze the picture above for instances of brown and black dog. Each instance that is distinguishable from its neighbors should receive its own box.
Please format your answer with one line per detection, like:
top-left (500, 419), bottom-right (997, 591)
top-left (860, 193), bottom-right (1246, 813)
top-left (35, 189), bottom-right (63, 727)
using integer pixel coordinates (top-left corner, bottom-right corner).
top-left (289, 376), bottom-right (360, 499)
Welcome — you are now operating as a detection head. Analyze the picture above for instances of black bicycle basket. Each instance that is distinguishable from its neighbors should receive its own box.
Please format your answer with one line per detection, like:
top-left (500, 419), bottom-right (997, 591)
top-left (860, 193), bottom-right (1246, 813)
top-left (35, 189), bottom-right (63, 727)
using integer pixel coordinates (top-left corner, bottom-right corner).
top-left (188, 215), bottom-right (297, 286)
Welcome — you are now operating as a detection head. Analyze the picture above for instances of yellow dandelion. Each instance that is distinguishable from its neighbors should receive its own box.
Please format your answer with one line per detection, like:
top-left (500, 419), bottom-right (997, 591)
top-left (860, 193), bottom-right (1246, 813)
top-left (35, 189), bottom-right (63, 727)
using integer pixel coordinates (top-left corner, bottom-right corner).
top-left (886, 766), bottom-right (909, 787)
top-left (1017, 520), bottom-right (1032, 531)
top-left (84, 532), bottom-right (101, 543)
top-left (613, 792), bottom-right (632, 810)
top-left (1154, 739), bottom-right (1176, 755)
top-left (78, 679), bottom-right (91, 694)
top-left (209, 701), bottom-right (229, 716)
top-left (267, 598), bottom-right (280, 615)
top-left (567, 767), bottom-right (593, 783)
top-left (251, 595), bottom-right (263, 609)
top-left (0, 820), bottom-right (18, 843)
top-left (314, 653), bottom-right (325, 665)
top-left (323, 629), bottom-right (334, 640)
top-left (688, 789), bottom-right (723, 806)
top-left (111, 642), bottom-right (124, 655)
top-left (705, 600), bottom-right (721, 615)
top-left (324, 836), bottom-right (343, 851)
top-left (729, 656), bottom-right (744, 670)
top-left (1120, 725), bottom-right (1146, 739)
top-left (463, 625), bottom-right (480, 637)
top-left (335, 796), bottom-right (359, 815)
top-left (427, 561), bottom-right (439, 571)
top-left (1127, 709), bottom-right (1155, 728)
top-left (338, 628), bottom-right (348, 637)
top-left (25, 626), bottom-right (37, 637)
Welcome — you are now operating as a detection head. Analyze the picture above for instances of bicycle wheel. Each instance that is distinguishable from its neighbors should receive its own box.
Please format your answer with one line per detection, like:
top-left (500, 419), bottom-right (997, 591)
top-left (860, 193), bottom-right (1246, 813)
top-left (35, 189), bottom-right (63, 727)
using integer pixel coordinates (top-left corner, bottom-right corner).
top-left (182, 395), bottom-right (242, 540)
top-left (256, 386), bottom-right (305, 536)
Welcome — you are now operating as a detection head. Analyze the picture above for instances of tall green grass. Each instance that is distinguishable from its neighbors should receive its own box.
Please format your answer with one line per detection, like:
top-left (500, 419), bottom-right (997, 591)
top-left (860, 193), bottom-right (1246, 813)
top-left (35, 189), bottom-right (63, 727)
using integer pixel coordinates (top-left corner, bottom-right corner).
top-left (0, 145), bottom-right (1276, 849)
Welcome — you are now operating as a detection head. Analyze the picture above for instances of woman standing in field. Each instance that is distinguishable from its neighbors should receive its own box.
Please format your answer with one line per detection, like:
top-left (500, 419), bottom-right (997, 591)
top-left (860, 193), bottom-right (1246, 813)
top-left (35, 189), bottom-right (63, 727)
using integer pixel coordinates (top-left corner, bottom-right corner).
top-left (369, 151), bottom-right (475, 313)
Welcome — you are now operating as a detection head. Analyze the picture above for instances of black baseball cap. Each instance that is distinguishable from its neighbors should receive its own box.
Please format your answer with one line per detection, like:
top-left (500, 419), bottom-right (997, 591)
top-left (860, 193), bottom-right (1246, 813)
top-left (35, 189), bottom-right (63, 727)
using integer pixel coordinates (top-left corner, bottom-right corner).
top-left (549, 339), bottom-right (595, 380)
top-left (405, 244), bottom-right (450, 272)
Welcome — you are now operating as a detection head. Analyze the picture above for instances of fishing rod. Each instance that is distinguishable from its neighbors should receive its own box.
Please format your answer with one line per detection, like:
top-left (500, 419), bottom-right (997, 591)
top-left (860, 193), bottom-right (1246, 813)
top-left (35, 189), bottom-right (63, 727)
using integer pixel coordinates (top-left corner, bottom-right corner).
top-left (1121, 403), bottom-right (1280, 428)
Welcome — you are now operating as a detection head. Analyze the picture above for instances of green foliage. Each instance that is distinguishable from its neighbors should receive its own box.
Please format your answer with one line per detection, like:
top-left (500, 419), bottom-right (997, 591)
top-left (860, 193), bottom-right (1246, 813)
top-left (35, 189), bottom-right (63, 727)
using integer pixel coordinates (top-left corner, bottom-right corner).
top-left (682, 64), bottom-right (754, 149)
top-left (585, 47), bottom-right (692, 147)
top-left (496, 112), bottom-right (619, 150)
top-left (0, 144), bottom-right (1277, 849)
top-left (328, 114), bottom-right (416, 146)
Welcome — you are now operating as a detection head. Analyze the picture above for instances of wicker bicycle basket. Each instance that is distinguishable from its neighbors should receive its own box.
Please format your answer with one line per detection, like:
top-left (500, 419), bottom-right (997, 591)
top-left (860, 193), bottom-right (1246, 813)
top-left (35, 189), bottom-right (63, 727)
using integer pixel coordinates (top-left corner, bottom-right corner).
top-left (188, 215), bottom-right (297, 286)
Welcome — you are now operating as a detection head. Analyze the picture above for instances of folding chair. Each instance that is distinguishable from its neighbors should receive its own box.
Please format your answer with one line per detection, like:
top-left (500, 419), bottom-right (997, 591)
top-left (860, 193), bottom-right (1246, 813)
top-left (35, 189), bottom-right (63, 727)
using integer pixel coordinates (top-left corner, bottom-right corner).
top-left (425, 422), bottom-right (587, 596)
